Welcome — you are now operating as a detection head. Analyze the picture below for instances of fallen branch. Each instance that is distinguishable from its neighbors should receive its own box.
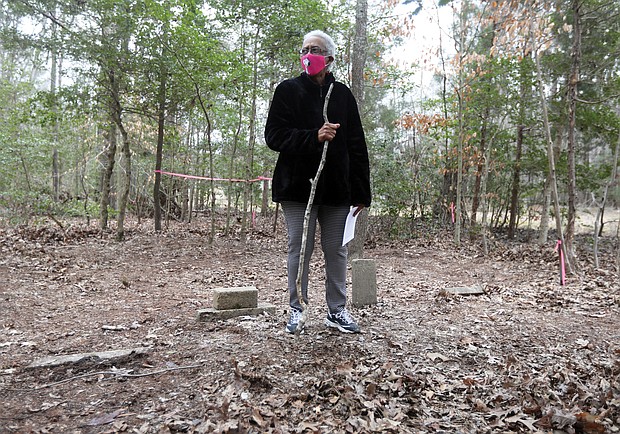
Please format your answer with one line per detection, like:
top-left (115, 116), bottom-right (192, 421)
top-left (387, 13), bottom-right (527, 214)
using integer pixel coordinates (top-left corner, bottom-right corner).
top-left (296, 83), bottom-right (335, 335)
top-left (9, 362), bottom-right (206, 392)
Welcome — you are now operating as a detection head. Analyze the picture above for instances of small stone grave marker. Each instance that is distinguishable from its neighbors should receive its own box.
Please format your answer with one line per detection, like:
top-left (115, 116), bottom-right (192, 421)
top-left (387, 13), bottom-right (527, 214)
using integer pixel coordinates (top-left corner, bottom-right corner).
top-left (197, 286), bottom-right (275, 321)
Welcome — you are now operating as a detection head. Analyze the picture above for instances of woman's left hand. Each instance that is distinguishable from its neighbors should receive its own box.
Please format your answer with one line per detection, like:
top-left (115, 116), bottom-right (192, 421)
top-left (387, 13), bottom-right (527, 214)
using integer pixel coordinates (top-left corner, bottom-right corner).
top-left (352, 205), bottom-right (365, 217)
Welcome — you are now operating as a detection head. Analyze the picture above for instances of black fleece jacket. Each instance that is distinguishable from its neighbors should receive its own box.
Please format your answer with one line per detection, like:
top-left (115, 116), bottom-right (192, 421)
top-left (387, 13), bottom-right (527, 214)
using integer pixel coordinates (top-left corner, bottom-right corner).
top-left (264, 73), bottom-right (371, 208)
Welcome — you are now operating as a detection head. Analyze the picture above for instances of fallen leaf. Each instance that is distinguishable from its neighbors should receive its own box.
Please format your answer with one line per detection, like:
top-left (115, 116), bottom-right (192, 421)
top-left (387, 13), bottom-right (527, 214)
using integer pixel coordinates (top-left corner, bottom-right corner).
top-left (575, 338), bottom-right (590, 348)
top-left (463, 377), bottom-right (477, 386)
top-left (427, 352), bottom-right (449, 362)
top-left (86, 408), bottom-right (126, 426)
top-left (551, 410), bottom-right (577, 429)
top-left (575, 412), bottom-right (606, 433)
top-left (251, 408), bottom-right (265, 427)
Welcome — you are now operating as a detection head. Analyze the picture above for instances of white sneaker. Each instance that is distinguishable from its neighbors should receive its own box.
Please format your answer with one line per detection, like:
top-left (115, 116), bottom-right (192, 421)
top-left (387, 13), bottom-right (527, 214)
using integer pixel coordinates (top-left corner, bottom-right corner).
top-left (324, 308), bottom-right (360, 333)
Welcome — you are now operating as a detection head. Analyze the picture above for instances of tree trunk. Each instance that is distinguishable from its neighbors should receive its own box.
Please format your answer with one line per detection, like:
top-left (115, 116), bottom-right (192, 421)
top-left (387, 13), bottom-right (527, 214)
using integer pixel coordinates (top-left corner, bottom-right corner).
top-left (433, 5), bottom-right (454, 221)
top-left (242, 28), bottom-right (260, 240)
top-left (153, 67), bottom-right (166, 232)
top-left (205, 115), bottom-right (215, 243)
top-left (348, 0), bottom-right (369, 260)
top-left (481, 139), bottom-right (491, 255)
top-left (537, 174), bottom-right (551, 244)
top-left (50, 12), bottom-right (60, 203)
top-left (473, 16), bottom-right (498, 231)
top-left (226, 99), bottom-right (242, 235)
top-left (454, 0), bottom-right (467, 245)
top-left (116, 120), bottom-right (130, 241)
top-left (565, 0), bottom-right (582, 269)
top-left (508, 53), bottom-right (529, 239)
top-left (538, 122), bottom-right (564, 244)
top-left (593, 115), bottom-right (619, 268)
top-left (52, 149), bottom-right (60, 201)
top-left (261, 175), bottom-right (270, 216)
top-left (508, 125), bottom-right (524, 239)
top-left (181, 125), bottom-right (192, 223)
top-left (471, 111), bottom-right (488, 227)
top-left (531, 15), bottom-right (572, 275)
top-left (100, 68), bottom-right (118, 230)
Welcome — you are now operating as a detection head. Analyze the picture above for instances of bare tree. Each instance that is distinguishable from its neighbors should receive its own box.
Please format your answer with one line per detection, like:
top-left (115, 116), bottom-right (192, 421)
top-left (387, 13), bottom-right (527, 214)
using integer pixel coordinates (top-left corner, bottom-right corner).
top-left (530, 13), bottom-right (572, 274)
top-left (594, 115), bottom-right (620, 268)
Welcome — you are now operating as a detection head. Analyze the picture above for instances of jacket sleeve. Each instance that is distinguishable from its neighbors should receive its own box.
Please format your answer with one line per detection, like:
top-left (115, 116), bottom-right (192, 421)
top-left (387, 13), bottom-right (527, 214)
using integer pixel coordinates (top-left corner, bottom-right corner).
top-left (264, 81), bottom-right (322, 155)
top-left (346, 90), bottom-right (372, 207)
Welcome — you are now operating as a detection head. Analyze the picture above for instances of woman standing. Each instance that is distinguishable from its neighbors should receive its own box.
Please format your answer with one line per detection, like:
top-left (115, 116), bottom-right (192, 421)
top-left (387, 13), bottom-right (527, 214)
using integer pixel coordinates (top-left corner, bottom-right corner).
top-left (264, 30), bottom-right (371, 334)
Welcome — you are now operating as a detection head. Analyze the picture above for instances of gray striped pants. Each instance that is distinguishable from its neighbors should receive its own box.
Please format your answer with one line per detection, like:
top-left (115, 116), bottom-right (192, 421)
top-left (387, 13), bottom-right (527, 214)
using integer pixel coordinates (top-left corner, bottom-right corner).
top-left (281, 201), bottom-right (349, 313)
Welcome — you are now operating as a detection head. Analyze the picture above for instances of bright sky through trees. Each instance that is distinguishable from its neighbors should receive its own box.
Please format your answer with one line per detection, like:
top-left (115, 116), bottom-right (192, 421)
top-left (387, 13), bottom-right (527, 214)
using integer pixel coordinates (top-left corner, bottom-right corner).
top-left (386, 0), bottom-right (456, 98)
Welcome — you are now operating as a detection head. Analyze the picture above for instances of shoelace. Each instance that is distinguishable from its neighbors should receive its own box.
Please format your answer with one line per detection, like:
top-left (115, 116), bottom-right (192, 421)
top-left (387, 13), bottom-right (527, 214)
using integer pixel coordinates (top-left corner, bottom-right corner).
top-left (290, 309), bottom-right (302, 323)
top-left (335, 309), bottom-right (354, 324)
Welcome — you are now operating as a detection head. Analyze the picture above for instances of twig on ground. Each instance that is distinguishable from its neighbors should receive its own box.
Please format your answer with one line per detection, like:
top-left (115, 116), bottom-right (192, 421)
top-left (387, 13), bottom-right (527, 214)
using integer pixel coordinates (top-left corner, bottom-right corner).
top-left (8, 362), bottom-right (206, 392)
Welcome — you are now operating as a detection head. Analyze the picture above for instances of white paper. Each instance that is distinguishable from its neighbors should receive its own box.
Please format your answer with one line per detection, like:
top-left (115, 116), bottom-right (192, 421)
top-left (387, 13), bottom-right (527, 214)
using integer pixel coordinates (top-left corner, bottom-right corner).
top-left (342, 207), bottom-right (358, 246)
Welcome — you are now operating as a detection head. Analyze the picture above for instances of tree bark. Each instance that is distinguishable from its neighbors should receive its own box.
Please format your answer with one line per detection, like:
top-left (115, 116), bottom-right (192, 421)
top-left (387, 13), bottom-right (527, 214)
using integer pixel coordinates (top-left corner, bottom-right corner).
top-left (508, 125), bottom-right (524, 239)
top-left (538, 122), bottom-right (564, 244)
top-left (565, 0), bottom-right (582, 269)
top-left (537, 174), bottom-right (551, 244)
top-left (531, 15), bottom-right (572, 275)
top-left (455, 0), bottom-right (467, 245)
top-left (434, 6), bottom-right (454, 221)
top-left (226, 98), bottom-right (242, 236)
top-left (153, 66), bottom-right (166, 232)
top-left (50, 15), bottom-right (60, 202)
top-left (116, 119), bottom-right (130, 241)
top-left (593, 114), bottom-right (619, 268)
top-left (261, 175), bottom-right (270, 216)
top-left (242, 28), bottom-right (260, 240)
top-left (508, 52), bottom-right (529, 239)
top-left (348, 0), bottom-right (369, 260)
top-left (471, 111), bottom-right (488, 227)
top-left (481, 143), bottom-right (490, 255)
top-left (100, 68), bottom-right (118, 230)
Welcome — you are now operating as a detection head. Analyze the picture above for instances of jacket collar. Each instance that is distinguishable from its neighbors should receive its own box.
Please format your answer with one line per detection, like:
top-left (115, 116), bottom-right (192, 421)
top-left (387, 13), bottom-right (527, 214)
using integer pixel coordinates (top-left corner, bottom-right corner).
top-left (300, 72), bottom-right (335, 89)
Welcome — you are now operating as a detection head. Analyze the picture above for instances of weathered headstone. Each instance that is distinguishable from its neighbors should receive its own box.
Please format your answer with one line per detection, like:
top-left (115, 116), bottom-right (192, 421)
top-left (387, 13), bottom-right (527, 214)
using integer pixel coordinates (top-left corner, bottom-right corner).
top-left (352, 259), bottom-right (377, 307)
top-left (197, 286), bottom-right (275, 321)
top-left (212, 286), bottom-right (258, 310)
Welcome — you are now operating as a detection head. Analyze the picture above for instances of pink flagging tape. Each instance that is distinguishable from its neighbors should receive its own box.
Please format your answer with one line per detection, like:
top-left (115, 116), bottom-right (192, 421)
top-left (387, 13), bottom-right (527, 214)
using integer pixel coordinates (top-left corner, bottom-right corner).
top-left (554, 240), bottom-right (566, 286)
top-left (450, 202), bottom-right (455, 224)
top-left (155, 170), bottom-right (271, 183)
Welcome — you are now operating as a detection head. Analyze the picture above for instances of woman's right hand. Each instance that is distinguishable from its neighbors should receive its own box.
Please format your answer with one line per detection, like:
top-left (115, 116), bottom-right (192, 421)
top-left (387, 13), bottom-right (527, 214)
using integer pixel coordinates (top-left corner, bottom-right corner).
top-left (318, 122), bottom-right (340, 143)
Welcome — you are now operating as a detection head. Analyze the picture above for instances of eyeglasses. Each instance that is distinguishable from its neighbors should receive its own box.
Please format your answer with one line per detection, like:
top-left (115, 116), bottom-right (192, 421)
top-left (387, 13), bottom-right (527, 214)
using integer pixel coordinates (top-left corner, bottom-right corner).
top-left (299, 46), bottom-right (327, 56)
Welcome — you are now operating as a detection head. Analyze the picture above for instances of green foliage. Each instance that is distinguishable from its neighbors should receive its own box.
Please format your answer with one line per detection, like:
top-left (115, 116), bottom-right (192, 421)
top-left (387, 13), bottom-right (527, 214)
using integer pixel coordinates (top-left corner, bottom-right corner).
top-left (0, 188), bottom-right (53, 224)
top-left (371, 145), bottom-right (411, 217)
top-left (0, 0), bottom-right (619, 237)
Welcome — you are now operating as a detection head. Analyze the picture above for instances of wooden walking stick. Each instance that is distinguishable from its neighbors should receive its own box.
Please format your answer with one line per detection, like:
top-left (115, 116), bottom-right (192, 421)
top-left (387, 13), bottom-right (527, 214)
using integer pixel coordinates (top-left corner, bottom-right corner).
top-left (295, 82), bottom-right (335, 335)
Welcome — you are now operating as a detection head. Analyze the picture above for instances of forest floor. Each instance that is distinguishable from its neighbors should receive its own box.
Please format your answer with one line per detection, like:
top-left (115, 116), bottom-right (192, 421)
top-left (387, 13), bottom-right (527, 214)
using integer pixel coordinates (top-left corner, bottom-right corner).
top-left (0, 216), bottom-right (619, 433)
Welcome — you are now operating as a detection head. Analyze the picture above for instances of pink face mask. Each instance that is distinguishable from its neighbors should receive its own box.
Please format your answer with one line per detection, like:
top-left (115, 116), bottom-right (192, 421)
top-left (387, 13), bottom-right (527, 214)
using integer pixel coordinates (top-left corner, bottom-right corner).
top-left (300, 53), bottom-right (327, 76)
